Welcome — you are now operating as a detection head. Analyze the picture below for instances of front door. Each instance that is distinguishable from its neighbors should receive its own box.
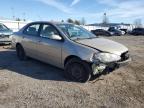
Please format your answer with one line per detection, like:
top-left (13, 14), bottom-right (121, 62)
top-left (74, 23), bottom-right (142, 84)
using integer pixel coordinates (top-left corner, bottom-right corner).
top-left (37, 23), bottom-right (63, 68)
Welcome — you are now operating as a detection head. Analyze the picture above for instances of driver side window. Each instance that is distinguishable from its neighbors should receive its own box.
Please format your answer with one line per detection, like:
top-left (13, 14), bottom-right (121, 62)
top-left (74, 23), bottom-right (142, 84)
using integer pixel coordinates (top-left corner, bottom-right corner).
top-left (40, 24), bottom-right (59, 39)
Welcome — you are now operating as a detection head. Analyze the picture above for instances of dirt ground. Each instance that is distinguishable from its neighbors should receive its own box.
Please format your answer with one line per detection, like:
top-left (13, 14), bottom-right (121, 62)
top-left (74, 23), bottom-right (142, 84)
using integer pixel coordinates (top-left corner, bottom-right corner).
top-left (0, 36), bottom-right (144, 108)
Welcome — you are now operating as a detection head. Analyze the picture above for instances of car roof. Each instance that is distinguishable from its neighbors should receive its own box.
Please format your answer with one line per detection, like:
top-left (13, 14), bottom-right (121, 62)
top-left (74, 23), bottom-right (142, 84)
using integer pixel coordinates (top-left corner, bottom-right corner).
top-left (29, 21), bottom-right (73, 25)
top-left (18, 21), bottom-right (75, 33)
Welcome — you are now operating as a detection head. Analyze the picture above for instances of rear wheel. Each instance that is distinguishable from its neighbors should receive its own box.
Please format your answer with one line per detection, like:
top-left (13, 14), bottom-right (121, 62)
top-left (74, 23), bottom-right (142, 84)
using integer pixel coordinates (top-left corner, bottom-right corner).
top-left (107, 33), bottom-right (111, 36)
top-left (16, 44), bottom-right (27, 60)
top-left (64, 58), bottom-right (91, 83)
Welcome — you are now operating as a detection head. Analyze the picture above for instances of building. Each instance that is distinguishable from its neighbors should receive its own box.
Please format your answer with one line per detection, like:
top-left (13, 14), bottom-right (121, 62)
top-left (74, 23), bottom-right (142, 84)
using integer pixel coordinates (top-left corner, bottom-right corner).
top-left (0, 19), bottom-right (29, 32)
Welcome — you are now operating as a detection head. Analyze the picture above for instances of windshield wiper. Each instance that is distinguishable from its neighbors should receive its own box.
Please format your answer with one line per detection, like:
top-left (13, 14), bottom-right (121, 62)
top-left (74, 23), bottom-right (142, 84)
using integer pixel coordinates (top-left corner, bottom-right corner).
top-left (72, 37), bottom-right (85, 40)
top-left (84, 36), bottom-right (98, 39)
top-left (71, 37), bottom-right (85, 40)
top-left (71, 36), bottom-right (98, 40)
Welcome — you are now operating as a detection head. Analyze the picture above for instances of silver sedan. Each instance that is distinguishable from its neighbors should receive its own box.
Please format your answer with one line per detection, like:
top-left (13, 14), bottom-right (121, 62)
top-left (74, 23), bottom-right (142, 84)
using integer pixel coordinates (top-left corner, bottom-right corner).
top-left (11, 21), bottom-right (131, 82)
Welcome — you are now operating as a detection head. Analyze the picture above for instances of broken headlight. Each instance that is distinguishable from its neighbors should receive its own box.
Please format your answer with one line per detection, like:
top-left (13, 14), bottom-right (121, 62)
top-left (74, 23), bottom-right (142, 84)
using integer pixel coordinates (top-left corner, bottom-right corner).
top-left (93, 53), bottom-right (121, 63)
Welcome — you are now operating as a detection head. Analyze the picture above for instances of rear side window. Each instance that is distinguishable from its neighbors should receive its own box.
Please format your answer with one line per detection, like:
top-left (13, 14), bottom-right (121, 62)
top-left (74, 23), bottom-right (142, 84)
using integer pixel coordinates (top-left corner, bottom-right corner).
top-left (24, 24), bottom-right (40, 36)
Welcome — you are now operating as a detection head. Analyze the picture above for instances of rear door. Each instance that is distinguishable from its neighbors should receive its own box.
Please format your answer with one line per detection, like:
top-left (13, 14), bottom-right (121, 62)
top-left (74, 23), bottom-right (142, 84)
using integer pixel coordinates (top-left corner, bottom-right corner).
top-left (21, 23), bottom-right (41, 57)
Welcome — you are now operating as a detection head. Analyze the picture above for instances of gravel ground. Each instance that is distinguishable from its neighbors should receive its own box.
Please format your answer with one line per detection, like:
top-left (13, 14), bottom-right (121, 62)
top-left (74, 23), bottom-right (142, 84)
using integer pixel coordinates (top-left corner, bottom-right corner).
top-left (0, 36), bottom-right (144, 108)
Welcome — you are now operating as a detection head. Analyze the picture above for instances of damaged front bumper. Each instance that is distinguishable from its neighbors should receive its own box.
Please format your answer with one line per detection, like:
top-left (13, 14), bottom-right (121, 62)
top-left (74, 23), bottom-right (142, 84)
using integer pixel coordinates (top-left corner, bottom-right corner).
top-left (92, 57), bottom-right (131, 75)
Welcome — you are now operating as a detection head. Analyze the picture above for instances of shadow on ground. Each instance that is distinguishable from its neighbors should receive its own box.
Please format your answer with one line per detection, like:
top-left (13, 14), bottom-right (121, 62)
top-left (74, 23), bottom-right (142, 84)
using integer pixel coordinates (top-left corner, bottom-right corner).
top-left (0, 48), bottom-right (69, 82)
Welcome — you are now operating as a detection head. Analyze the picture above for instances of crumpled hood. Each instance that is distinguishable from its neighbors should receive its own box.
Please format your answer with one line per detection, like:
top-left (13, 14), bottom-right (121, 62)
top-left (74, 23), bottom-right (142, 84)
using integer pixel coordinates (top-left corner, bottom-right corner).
top-left (76, 38), bottom-right (128, 55)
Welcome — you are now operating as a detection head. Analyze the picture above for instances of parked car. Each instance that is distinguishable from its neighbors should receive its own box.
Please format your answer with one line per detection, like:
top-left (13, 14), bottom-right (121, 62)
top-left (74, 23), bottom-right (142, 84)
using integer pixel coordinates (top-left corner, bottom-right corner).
top-left (11, 21), bottom-right (131, 82)
top-left (108, 27), bottom-right (123, 36)
top-left (120, 29), bottom-right (128, 34)
top-left (0, 23), bottom-right (13, 44)
top-left (131, 28), bottom-right (144, 35)
top-left (91, 29), bottom-right (111, 36)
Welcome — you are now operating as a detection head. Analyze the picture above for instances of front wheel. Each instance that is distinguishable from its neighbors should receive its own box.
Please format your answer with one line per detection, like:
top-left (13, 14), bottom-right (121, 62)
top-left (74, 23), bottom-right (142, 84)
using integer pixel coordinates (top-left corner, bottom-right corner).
top-left (16, 44), bottom-right (27, 60)
top-left (64, 58), bottom-right (92, 83)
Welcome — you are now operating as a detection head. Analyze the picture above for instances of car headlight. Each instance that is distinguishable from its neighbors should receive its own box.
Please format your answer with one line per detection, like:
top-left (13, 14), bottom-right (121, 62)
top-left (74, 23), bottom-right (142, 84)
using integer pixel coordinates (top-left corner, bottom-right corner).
top-left (93, 53), bottom-right (121, 63)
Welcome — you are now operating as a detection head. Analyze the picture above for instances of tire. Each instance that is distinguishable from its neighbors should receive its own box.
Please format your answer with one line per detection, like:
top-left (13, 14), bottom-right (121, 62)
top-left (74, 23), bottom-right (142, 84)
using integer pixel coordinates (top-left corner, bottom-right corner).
top-left (64, 58), bottom-right (92, 83)
top-left (106, 33), bottom-right (111, 36)
top-left (16, 44), bottom-right (27, 60)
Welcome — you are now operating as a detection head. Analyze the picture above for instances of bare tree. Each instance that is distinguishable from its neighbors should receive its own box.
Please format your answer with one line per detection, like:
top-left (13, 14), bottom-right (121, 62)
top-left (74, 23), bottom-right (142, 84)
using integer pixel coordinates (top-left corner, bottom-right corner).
top-left (61, 20), bottom-right (64, 22)
top-left (67, 18), bottom-right (81, 25)
top-left (15, 18), bottom-right (21, 21)
top-left (67, 18), bottom-right (74, 23)
top-left (81, 17), bottom-right (86, 25)
top-left (134, 19), bottom-right (142, 28)
top-left (75, 20), bottom-right (80, 25)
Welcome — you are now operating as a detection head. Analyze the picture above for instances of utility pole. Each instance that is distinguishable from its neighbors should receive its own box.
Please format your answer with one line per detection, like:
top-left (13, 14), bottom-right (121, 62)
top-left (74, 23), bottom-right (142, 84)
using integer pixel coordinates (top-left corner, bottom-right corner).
top-left (134, 19), bottom-right (142, 28)
top-left (102, 13), bottom-right (109, 25)
top-left (11, 7), bottom-right (15, 20)
top-left (22, 12), bottom-right (26, 21)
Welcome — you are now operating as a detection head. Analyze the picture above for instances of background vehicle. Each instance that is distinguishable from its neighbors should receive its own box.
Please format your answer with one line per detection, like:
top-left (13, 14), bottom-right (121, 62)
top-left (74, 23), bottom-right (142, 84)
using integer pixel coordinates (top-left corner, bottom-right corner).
top-left (108, 27), bottom-right (123, 36)
top-left (0, 23), bottom-right (13, 44)
top-left (11, 21), bottom-right (130, 82)
top-left (131, 28), bottom-right (144, 35)
top-left (120, 29), bottom-right (128, 34)
top-left (91, 29), bottom-right (111, 36)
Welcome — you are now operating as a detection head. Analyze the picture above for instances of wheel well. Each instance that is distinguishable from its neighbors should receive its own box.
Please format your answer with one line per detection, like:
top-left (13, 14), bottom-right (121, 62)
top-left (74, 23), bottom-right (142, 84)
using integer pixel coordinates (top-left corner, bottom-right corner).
top-left (16, 43), bottom-right (22, 48)
top-left (64, 55), bottom-right (81, 66)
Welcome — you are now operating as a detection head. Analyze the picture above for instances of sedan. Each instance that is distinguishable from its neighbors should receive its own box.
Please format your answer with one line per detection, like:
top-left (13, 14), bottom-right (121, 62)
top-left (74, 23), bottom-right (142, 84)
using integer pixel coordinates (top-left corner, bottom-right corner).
top-left (11, 21), bottom-right (131, 82)
top-left (0, 23), bottom-right (13, 44)
top-left (91, 29), bottom-right (111, 36)
top-left (108, 27), bottom-right (123, 36)
top-left (131, 28), bottom-right (144, 35)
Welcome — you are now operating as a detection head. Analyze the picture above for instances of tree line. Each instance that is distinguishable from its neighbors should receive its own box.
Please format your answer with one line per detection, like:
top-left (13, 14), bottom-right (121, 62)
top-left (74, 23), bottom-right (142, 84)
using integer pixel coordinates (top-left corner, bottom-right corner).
top-left (61, 18), bottom-right (86, 25)
top-left (15, 17), bottom-right (86, 25)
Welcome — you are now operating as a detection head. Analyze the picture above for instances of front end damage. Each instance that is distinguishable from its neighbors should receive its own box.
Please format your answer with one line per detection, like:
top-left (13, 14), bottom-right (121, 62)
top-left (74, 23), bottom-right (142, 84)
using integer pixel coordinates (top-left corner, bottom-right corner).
top-left (91, 51), bottom-right (131, 75)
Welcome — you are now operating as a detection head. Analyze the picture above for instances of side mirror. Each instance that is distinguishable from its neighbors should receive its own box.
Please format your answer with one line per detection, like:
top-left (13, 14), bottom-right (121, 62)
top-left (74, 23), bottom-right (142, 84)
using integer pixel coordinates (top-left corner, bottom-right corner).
top-left (51, 34), bottom-right (62, 40)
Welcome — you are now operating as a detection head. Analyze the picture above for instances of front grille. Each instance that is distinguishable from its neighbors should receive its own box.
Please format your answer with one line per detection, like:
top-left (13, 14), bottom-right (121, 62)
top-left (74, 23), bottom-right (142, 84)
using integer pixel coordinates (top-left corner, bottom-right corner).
top-left (119, 51), bottom-right (129, 62)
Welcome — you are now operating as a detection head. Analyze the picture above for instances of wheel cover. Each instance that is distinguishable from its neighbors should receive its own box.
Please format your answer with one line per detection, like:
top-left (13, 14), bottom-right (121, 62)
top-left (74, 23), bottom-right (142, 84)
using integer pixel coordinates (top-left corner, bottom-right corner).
top-left (69, 63), bottom-right (86, 81)
top-left (17, 46), bottom-right (24, 59)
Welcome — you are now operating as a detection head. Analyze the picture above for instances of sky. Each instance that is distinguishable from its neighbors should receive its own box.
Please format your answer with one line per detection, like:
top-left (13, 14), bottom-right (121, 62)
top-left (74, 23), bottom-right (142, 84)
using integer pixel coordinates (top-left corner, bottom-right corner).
top-left (0, 0), bottom-right (144, 24)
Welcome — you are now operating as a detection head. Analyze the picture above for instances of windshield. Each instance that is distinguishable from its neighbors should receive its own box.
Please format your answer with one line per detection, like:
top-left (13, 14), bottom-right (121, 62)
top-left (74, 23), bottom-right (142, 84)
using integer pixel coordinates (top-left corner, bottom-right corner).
top-left (0, 24), bottom-right (9, 31)
top-left (56, 24), bottom-right (97, 40)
